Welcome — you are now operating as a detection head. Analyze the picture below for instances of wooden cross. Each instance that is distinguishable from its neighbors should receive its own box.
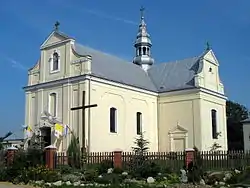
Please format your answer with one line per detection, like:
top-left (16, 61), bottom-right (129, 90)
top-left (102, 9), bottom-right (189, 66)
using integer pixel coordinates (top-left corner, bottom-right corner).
top-left (71, 91), bottom-right (97, 153)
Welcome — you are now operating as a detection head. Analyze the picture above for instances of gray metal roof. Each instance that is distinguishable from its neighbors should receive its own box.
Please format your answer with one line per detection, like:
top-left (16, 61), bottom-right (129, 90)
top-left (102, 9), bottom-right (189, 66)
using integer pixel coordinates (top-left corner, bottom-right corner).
top-left (242, 118), bottom-right (250, 124)
top-left (74, 43), bottom-right (157, 91)
top-left (148, 57), bottom-right (202, 92)
top-left (74, 42), bottom-right (205, 93)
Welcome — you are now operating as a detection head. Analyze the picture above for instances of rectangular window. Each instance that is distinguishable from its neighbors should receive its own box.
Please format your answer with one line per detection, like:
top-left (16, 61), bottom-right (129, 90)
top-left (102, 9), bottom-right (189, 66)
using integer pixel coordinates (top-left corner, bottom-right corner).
top-left (49, 93), bottom-right (57, 117)
top-left (136, 112), bottom-right (142, 135)
top-left (211, 109), bottom-right (217, 139)
top-left (110, 107), bottom-right (117, 133)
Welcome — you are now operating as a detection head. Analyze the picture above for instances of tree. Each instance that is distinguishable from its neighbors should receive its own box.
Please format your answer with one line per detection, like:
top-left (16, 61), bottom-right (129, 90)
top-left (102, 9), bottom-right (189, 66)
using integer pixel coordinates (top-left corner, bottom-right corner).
top-left (0, 132), bottom-right (13, 150)
top-left (130, 132), bottom-right (160, 178)
top-left (132, 132), bottom-right (149, 155)
top-left (67, 133), bottom-right (81, 168)
top-left (226, 100), bottom-right (249, 150)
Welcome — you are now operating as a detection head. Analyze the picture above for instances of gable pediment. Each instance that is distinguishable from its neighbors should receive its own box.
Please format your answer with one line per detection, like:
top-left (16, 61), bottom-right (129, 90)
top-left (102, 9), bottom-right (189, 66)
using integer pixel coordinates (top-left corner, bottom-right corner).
top-left (203, 50), bottom-right (219, 65)
top-left (169, 124), bottom-right (188, 134)
top-left (40, 31), bottom-right (73, 49)
top-left (28, 59), bottom-right (40, 74)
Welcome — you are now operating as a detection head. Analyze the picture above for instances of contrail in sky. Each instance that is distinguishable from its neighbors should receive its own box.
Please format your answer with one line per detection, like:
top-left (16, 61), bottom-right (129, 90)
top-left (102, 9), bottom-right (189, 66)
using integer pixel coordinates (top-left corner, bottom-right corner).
top-left (5, 57), bottom-right (27, 71)
top-left (83, 8), bottom-right (138, 25)
top-left (47, 1), bottom-right (138, 26)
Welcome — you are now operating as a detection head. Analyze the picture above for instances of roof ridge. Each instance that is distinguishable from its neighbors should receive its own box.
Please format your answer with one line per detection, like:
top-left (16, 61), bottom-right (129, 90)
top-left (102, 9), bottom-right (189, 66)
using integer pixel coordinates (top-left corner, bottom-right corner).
top-left (158, 56), bottom-right (199, 65)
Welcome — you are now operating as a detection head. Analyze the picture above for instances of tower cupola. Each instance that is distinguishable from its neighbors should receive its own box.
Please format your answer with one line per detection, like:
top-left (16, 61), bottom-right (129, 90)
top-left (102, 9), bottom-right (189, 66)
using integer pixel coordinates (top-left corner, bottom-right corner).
top-left (133, 7), bottom-right (154, 71)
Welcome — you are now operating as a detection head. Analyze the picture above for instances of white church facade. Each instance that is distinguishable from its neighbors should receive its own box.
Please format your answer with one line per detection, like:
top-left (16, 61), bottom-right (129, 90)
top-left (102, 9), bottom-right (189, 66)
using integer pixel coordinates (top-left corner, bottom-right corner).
top-left (23, 10), bottom-right (228, 152)
top-left (243, 118), bottom-right (250, 151)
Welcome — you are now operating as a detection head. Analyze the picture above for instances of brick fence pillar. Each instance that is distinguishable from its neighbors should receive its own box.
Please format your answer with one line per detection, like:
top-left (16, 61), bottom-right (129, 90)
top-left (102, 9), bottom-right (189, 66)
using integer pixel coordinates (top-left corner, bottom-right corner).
top-left (185, 148), bottom-right (195, 168)
top-left (113, 149), bottom-right (122, 169)
top-left (6, 146), bottom-right (18, 166)
top-left (45, 145), bottom-right (57, 170)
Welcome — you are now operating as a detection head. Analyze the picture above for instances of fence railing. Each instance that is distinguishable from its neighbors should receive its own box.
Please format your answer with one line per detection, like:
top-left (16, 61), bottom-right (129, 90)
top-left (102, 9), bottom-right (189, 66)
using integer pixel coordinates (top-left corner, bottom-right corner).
top-left (55, 150), bottom-right (250, 172)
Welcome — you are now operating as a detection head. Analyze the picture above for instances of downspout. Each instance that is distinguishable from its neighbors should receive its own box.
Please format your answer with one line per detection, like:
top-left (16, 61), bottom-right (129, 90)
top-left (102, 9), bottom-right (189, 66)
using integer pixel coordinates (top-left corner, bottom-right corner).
top-left (87, 74), bottom-right (91, 153)
top-left (157, 95), bottom-right (160, 152)
top-left (192, 100), bottom-right (196, 147)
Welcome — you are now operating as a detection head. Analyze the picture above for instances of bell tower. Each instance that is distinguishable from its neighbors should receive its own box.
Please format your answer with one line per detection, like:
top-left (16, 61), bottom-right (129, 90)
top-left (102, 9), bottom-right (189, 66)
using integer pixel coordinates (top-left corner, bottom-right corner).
top-left (133, 7), bottom-right (154, 71)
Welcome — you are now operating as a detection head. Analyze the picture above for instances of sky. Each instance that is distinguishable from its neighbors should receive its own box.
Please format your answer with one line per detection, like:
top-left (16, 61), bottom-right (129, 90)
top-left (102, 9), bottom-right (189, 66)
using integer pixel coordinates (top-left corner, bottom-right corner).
top-left (0, 0), bottom-right (249, 136)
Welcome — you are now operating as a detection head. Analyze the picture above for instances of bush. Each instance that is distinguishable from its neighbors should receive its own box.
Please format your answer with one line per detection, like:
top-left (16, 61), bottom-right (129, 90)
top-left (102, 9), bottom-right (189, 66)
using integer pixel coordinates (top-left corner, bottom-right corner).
top-left (59, 165), bottom-right (73, 174)
top-left (113, 167), bottom-right (123, 174)
top-left (17, 165), bottom-right (59, 184)
top-left (1, 164), bottom-right (59, 184)
top-left (95, 173), bottom-right (123, 185)
top-left (226, 167), bottom-right (250, 185)
top-left (84, 168), bottom-right (99, 181)
top-left (97, 160), bottom-right (113, 174)
top-left (130, 160), bottom-right (161, 179)
top-left (0, 167), bottom-right (8, 181)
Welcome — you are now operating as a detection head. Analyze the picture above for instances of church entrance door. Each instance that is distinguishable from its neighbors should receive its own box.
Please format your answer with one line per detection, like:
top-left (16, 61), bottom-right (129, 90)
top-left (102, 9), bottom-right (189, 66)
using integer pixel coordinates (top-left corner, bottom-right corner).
top-left (40, 127), bottom-right (51, 148)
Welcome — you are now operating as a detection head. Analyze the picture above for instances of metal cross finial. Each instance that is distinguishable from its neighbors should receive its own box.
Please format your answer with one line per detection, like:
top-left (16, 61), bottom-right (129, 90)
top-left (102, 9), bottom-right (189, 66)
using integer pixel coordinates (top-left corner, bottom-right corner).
top-left (54, 21), bottom-right (60, 31)
top-left (140, 6), bottom-right (145, 19)
top-left (206, 41), bottom-right (211, 51)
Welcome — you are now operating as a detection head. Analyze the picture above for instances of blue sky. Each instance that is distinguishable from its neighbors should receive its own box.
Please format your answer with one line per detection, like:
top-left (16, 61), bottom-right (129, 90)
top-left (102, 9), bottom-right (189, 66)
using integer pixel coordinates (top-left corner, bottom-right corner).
top-left (0, 0), bottom-right (249, 135)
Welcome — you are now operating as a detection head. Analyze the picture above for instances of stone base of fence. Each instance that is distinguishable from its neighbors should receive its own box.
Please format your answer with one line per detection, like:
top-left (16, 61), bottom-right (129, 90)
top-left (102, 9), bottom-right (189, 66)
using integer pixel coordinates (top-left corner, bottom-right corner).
top-left (113, 149), bottom-right (122, 169)
top-left (185, 148), bottom-right (195, 168)
top-left (6, 146), bottom-right (18, 166)
top-left (45, 145), bottom-right (57, 170)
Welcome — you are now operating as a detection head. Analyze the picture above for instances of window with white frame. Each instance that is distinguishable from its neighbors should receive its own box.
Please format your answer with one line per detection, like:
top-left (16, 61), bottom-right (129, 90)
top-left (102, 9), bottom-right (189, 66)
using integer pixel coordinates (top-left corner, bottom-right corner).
top-left (110, 107), bottom-right (117, 133)
top-left (211, 109), bottom-right (218, 139)
top-left (136, 112), bottom-right (142, 135)
top-left (49, 93), bottom-right (57, 117)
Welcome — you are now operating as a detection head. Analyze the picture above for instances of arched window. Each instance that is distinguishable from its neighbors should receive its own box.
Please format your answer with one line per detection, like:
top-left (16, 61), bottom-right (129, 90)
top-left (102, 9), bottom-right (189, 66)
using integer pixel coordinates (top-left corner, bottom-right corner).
top-left (49, 93), bottom-right (57, 117)
top-left (211, 109), bottom-right (217, 139)
top-left (110, 107), bottom-right (117, 133)
top-left (53, 52), bottom-right (59, 71)
top-left (143, 47), bottom-right (146, 55)
top-left (50, 51), bottom-right (59, 72)
top-left (136, 112), bottom-right (142, 135)
top-left (139, 47), bottom-right (142, 56)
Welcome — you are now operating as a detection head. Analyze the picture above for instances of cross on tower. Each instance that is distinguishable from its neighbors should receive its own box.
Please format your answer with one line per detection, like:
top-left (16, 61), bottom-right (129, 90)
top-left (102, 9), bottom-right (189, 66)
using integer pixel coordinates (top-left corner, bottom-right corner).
top-left (206, 41), bottom-right (211, 51)
top-left (71, 91), bottom-right (97, 153)
top-left (140, 6), bottom-right (145, 19)
top-left (54, 21), bottom-right (60, 31)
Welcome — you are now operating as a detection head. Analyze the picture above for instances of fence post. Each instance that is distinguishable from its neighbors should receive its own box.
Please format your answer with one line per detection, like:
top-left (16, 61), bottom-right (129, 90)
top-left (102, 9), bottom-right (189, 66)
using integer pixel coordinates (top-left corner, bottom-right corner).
top-left (185, 148), bottom-right (195, 168)
top-left (113, 149), bottom-right (123, 169)
top-left (45, 145), bottom-right (57, 170)
top-left (6, 146), bottom-right (18, 166)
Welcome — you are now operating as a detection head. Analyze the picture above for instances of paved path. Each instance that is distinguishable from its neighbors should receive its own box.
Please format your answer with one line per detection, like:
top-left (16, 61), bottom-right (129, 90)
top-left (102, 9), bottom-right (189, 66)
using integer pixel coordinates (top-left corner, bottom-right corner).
top-left (0, 182), bottom-right (34, 188)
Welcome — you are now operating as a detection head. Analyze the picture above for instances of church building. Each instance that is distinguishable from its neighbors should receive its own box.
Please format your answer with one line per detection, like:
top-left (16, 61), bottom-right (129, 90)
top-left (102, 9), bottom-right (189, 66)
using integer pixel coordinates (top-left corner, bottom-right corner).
top-left (23, 9), bottom-right (228, 152)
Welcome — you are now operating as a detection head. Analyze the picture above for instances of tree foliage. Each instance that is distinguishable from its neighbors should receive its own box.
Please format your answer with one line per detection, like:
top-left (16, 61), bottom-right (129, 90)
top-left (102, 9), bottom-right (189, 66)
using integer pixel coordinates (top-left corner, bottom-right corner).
top-left (129, 132), bottom-right (161, 178)
top-left (226, 100), bottom-right (249, 150)
top-left (132, 132), bottom-right (149, 155)
top-left (67, 133), bottom-right (81, 168)
top-left (0, 132), bottom-right (13, 150)
top-left (227, 100), bottom-right (249, 123)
